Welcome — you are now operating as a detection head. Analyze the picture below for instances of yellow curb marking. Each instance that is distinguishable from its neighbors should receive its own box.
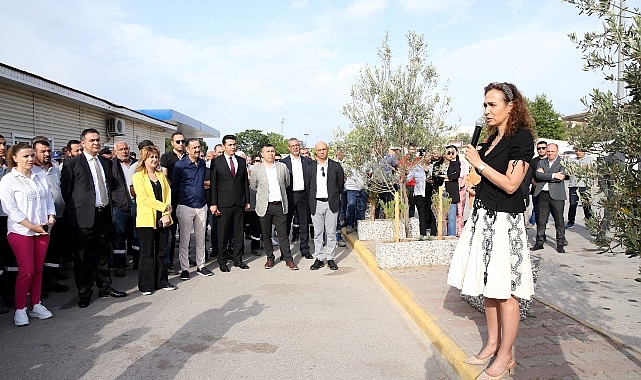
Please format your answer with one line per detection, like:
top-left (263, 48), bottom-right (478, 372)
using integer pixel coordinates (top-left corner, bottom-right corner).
top-left (344, 231), bottom-right (483, 380)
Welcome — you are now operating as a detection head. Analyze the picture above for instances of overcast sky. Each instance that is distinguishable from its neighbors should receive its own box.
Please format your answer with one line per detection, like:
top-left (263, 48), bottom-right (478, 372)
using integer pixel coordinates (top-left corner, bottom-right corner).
top-left (0, 0), bottom-right (612, 148)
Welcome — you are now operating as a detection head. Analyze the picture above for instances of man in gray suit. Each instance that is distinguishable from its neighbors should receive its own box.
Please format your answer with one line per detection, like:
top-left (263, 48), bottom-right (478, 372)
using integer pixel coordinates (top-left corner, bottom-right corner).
top-left (250, 144), bottom-right (298, 270)
top-left (532, 143), bottom-right (568, 253)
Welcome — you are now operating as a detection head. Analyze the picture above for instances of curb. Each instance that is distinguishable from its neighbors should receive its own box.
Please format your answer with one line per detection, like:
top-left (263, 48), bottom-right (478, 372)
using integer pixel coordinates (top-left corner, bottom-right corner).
top-left (344, 231), bottom-right (482, 380)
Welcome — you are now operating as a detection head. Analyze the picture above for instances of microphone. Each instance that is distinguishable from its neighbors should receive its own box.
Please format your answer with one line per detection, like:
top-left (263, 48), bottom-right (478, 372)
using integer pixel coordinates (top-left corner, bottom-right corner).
top-left (470, 118), bottom-right (484, 147)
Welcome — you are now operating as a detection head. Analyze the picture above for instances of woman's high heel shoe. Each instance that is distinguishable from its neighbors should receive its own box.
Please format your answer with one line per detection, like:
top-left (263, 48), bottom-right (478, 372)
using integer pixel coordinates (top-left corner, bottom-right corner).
top-left (476, 359), bottom-right (516, 380)
top-left (464, 354), bottom-right (493, 365)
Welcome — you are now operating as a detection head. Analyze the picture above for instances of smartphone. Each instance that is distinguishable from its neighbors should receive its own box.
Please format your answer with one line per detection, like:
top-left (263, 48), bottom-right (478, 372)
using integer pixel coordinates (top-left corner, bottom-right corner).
top-left (42, 224), bottom-right (49, 232)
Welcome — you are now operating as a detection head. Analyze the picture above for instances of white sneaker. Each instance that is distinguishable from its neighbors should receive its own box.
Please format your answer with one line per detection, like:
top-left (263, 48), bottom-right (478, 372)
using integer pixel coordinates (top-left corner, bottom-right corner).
top-left (27, 303), bottom-right (53, 320)
top-left (14, 307), bottom-right (29, 326)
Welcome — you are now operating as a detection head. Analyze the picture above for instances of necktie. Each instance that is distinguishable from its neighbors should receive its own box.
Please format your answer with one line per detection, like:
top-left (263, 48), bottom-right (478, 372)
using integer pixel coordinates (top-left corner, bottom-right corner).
top-left (230, 156), bottom-right (236, 177)
top-left (93, 157), bottom-right (108, 206)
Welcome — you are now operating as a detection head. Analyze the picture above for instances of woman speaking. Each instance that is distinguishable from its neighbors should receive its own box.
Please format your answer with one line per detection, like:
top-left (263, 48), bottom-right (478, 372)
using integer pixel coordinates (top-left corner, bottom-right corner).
top-left (447, 82), bottom-right (535, 379)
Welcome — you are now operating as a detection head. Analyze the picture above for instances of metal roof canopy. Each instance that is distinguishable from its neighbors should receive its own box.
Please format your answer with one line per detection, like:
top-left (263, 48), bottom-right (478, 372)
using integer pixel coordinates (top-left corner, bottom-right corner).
top-left (137, 109), bottom-right (219, 139)
top-left (0, 62), bottom-right (177, 131)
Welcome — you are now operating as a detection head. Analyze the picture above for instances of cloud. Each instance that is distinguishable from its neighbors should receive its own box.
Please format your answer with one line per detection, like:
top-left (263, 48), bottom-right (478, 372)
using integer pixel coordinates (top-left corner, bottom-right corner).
top-left (436, 25), bottom-right (607, 127)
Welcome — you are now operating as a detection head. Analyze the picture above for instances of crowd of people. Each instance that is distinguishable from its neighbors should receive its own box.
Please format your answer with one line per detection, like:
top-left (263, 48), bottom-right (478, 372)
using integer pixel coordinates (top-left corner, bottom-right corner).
top-left (0, 130), bottom-right (357, 327)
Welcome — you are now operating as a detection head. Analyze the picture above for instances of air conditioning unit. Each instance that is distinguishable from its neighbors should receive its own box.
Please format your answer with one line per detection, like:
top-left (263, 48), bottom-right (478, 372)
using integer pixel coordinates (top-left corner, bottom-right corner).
top-left (108, 118), bottom-right (126, 136)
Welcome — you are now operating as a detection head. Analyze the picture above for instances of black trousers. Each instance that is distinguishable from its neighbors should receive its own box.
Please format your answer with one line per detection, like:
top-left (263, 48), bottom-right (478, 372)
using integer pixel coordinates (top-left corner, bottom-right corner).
top-left (72, 208), bottom-right (113, 295)
top-left (406, 186), bottom-right (416, 217)
top-left (414, 195), bottom-right (432, 236)
top-left (244, 211), bottom-right (261, 250)
top-left (287, 191), bottom-right (310, 254)
top-left (0, 216), bottom-right (17, 307)
top-left (536, 191), bottom-right (566, 244)
top-left (217, 205), bottom-right (245, 264)
top-left (137, 227), bottom-right (169, 292)
top-left (43, 216), bottom-right (64, 287)
top-left (261, 204), bottom-right (292, 261)
top-left (568, 186), bottom-right (592, 223)
top-left (165, 208), bottom-right (178, 267)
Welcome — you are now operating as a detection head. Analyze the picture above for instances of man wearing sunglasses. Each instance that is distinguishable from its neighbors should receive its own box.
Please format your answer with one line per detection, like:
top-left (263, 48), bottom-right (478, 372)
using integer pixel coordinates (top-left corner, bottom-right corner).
top-left (305, 141), bottom-right (345, 270)
top-left (160, 132), bottom-right (186, 273)
top-left (528, 141), bottom-right (548, 228)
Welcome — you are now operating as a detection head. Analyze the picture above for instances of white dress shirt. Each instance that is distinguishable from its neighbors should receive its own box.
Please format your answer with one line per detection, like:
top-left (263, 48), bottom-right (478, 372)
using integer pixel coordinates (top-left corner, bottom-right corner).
top-left (0, 168), bottom-right (55, 236)
top-left (84, 151), bottom-right (110, 207)
top-left (315, 161), bottom-right (329, 198)
top-left (264, 163), bottom-right (282, 202)
top-left (291, 156), bottom-right (305, 191)
top-left (224, 153), bottom-right (238, 174)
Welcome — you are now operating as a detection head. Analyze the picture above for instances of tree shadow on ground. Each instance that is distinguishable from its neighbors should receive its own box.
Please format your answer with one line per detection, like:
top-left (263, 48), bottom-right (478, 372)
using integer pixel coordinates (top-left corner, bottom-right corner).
top-left (116, 294), bottom-right (265, 379)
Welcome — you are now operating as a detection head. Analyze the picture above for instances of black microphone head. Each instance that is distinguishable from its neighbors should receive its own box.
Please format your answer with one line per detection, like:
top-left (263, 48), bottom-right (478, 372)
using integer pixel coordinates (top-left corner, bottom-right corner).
top-left (470, 118), bottom-right (485, 147)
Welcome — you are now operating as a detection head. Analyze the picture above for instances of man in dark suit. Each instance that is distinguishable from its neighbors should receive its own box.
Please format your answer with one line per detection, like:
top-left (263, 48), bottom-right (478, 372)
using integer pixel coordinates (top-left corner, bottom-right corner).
top-left (532, 143), bottom-right (568, 253)
top-left (305, 141), bottom-right (345, 270)
top-left (280, 138), bottom-right (313, 259)
top-left (209, 135), bottom-right (251, 272)
top-left (61, 128), bottom-right (127, 308)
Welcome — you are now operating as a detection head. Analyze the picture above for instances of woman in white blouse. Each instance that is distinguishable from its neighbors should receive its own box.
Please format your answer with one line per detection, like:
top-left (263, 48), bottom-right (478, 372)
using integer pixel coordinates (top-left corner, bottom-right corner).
top-left (0, 142), bottom-right (55, 326)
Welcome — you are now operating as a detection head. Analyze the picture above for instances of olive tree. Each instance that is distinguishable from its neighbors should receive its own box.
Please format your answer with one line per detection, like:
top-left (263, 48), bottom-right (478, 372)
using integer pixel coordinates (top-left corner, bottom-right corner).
top-left (336, 31), bottom-right (452, 239)
top-left (565, 0), bottom-right (641, 275)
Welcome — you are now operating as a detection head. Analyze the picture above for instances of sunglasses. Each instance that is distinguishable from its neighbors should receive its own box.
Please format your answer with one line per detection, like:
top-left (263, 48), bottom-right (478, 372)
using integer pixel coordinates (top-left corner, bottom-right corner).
top-left (254, 159), bottom-right (261, 163)
top-left (445, 151), bottom-right (456, 155)
top-left (537, 146), bottom-right (547, 150)
top-left (174, 140), bottom-right (185, 144)
top-left (321, 167), bottom-right (326, 177)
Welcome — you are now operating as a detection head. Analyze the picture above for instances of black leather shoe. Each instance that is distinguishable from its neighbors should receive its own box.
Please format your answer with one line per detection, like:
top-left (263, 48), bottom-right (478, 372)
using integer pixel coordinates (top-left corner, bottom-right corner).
top-left (234, 261), bottom-right (249, 269)
top-left (327, 260), bottom-right (339, 270)
top-left (302, 252), bottom-right (313, 259)
top-left (78, 289), bottom-right (93, 308)
top-left (219, 263), bottom-right (230, 272)
top-left (556, 246), bottom-right (565, 253)
top-left (99, 286), bottom-right (127, 298)
top-left (310, 259), bottom-right (325, 270)
top-left (531, 244), bottom-right (544, 251)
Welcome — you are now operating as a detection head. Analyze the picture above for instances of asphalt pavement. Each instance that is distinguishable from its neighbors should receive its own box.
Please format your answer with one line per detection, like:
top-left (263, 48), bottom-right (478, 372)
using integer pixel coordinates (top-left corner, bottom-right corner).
top-left (0, 239), bottom-right (457, 380)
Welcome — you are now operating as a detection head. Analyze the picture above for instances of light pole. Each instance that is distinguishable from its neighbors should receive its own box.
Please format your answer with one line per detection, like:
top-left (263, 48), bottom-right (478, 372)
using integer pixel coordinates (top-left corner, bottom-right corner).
top-left (303, 133), bottom-right (309, 148)
top-left (281, 118), bottom-right (285, 137)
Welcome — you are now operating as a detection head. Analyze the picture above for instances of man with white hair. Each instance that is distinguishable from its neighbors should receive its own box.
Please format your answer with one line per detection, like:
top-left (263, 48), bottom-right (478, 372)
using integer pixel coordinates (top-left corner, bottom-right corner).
top-left (532, 143), bottom-right (568, 253)
top-left (110, 141), bottom-right (139, 277)
top-left (305, 141), bottom-right (345, 270)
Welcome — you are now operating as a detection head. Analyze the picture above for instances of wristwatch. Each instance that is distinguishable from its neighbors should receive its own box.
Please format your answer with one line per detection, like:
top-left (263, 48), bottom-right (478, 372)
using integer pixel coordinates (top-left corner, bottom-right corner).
top-left (477, 164), bottom-right (486, 173)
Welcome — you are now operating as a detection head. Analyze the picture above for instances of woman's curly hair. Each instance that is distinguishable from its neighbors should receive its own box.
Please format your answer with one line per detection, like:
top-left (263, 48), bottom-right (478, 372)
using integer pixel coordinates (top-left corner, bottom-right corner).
top-left (484, 82), bottom-right (534, 138)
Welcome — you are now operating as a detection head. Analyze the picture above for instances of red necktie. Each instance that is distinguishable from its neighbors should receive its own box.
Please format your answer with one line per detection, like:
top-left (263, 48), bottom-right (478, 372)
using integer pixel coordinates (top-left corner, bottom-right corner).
top-left (230, 156), bottom-right (236, 177)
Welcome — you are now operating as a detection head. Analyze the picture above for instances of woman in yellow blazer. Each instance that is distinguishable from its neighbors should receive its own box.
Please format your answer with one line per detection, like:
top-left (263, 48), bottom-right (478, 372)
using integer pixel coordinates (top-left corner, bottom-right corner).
top-left (132, 146), bottom-right (176, 294)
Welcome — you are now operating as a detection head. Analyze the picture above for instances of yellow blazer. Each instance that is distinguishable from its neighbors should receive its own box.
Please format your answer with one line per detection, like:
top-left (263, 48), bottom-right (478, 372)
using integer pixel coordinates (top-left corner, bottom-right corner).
top-left (132, 169), bottom-right (173, 228)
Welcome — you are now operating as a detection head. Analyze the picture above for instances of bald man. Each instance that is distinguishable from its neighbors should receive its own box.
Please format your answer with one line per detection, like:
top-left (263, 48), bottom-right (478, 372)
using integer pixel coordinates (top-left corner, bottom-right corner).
top-left (304, 141), bottom-right (345, 270)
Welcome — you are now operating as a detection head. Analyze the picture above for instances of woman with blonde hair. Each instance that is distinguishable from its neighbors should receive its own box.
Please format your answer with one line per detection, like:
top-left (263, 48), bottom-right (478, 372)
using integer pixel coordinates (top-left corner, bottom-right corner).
top-left (448, 82), bottom-right (535, 379)
top-left (132, 145), bottom-right (176, 294)
top-left (0, 142), bottom-right (55, 326)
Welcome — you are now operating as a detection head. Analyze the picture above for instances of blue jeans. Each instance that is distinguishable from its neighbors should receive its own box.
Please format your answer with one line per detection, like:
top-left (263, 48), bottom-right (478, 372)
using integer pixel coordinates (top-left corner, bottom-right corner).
top-left (345, 189), bottom-right (368, 228)
top-left (447, 203), bottom-right (457, 236)
top-left (529, 195), bottom-right (539, 225)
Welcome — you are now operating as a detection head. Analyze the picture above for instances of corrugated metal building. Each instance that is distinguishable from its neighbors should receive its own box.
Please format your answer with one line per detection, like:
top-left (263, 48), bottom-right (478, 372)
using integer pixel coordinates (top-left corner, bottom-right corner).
top-left (0, 62), bottom-right (218, 150)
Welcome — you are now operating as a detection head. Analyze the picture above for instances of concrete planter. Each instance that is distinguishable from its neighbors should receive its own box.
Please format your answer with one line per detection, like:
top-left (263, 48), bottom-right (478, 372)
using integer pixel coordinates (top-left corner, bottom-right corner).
top-left (375, 238), bottom-right (458, 269)
top-left (460, 255), bottom-right (541, 320)
top-left (357, 218), bottom-right (421, 241)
